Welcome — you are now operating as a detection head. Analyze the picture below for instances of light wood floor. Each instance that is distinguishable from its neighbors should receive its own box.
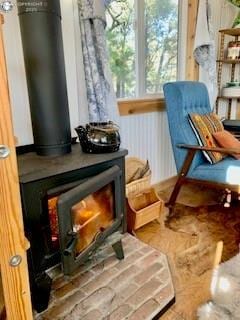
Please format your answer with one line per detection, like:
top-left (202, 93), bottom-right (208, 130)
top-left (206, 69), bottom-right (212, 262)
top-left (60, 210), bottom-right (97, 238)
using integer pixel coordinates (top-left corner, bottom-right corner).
top-left (136, 183), bottom-right (226, 320)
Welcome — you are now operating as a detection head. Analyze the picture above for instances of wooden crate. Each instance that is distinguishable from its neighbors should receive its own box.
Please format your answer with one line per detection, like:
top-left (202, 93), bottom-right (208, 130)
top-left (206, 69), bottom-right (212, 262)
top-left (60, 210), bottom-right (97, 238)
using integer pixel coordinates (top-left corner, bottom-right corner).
top-left (126, 187), bottom-right (164, 232)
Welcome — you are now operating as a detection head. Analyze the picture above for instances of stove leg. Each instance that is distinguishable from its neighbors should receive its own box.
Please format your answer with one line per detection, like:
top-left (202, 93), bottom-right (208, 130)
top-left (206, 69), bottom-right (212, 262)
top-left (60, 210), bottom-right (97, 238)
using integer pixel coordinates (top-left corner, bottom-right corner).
top-left (112, 240), bottom-right (124, 260)
top-left (31, 272), bottom-right (52, 313)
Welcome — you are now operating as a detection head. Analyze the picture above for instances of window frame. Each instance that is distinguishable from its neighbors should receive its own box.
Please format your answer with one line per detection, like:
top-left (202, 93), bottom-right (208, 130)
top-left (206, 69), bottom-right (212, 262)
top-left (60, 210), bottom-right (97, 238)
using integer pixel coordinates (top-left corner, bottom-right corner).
top-left (72, 0), bottom-right (188, 116)
top-left (110, 0), bottom-right (187, 101)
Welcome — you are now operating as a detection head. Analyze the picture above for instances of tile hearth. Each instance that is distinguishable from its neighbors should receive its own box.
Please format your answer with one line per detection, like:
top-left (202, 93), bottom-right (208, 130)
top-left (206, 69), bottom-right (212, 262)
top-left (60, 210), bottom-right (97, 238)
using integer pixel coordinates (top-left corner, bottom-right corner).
top-left (36, 234), bottom-right (175, 320)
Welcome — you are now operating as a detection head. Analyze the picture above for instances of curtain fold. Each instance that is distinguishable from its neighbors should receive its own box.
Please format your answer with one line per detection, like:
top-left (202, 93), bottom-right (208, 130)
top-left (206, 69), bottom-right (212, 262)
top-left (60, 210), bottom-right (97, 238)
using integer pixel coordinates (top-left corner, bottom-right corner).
top-left (78, 0), bottom-right (118, 123)
top-left (193, 0), bottom-right (217, 107)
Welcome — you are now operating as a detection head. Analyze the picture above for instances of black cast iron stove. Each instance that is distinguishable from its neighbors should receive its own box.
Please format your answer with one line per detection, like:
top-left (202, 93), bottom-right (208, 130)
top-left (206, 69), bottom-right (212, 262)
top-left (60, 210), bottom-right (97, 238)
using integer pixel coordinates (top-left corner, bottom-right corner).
top-left (17, 145), bottom-right (127, 312)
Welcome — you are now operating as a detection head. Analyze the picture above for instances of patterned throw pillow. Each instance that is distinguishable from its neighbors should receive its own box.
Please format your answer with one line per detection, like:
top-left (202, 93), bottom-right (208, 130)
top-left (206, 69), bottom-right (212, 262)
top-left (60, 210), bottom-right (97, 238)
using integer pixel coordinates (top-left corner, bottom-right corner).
top-left (188, 112), bottom-right (224, 164)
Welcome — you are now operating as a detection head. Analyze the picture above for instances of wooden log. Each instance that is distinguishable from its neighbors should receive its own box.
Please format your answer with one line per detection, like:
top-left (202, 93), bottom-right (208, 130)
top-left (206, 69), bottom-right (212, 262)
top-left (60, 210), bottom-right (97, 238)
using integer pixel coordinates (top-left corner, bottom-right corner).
top-left (0, 14), bottom-right (33, 320)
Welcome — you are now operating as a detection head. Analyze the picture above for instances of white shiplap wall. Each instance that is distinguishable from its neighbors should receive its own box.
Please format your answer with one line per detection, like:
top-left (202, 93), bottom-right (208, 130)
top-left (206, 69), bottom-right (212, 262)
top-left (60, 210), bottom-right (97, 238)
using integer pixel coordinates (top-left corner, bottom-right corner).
top-left (119, 112), bottom-right (176, 183)
top-left (2, 0), bottom-right (236, 184)
top-left (2, 1), bottom-right (81, 144)
top-left (2, 7), bottom-right (33, 146)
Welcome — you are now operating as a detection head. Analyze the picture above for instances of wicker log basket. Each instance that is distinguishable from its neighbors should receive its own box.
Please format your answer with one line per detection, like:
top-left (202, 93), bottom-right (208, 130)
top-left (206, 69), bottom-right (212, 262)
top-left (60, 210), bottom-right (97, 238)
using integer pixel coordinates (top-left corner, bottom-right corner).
top-left (125, 157), bottom-right (151, 197)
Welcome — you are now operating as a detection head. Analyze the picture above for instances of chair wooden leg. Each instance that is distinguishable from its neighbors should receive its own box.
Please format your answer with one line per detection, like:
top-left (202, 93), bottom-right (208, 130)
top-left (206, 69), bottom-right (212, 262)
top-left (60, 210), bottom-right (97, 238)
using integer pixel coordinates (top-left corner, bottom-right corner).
top-left (167, 176), bottom-right (185, 210)
top-left (166, 149), bottom-right (196, 212)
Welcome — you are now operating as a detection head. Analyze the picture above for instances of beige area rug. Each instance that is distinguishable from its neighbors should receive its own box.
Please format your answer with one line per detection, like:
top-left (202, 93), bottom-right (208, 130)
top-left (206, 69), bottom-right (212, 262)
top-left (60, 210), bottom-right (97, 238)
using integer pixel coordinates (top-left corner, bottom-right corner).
top-left (165, 202), bottom-right (240, 276)
top-left (158, 183), bottom-right (222, 208)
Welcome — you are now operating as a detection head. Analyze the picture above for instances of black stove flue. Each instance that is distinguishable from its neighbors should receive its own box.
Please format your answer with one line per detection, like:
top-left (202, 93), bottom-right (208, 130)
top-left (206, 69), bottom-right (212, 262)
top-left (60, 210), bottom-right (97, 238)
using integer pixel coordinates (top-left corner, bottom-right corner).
top-left (17, 0), bottom-right (71, 156)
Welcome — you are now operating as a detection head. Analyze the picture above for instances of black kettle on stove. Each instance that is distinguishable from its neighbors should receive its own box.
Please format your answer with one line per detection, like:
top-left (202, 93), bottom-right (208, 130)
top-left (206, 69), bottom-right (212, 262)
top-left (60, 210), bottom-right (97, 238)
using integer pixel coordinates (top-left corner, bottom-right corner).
top-left (75, 121), bottom-right (121, 153)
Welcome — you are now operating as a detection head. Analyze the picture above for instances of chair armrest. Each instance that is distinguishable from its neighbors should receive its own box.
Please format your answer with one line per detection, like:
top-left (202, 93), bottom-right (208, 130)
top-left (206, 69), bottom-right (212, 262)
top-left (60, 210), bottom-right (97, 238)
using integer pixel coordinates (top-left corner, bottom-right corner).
top-left (177, 143), bottom-right (240, 155)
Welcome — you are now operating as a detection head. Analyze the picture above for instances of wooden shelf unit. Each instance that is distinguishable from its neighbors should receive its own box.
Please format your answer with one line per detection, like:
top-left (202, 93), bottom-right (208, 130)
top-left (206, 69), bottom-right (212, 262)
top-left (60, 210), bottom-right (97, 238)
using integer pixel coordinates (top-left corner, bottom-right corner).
top-left (219, 28), bottom-right (240, 36)
top-left (216, 28), bottom-right (240, 118)
top-left (217, 59), bottom-right (240, 64)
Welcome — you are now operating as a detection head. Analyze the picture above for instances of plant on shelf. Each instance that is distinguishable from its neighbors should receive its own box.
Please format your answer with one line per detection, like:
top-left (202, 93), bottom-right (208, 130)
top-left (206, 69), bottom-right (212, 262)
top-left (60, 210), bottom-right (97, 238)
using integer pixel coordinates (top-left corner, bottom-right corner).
top-left (227, 0), bottom-right (240, 27)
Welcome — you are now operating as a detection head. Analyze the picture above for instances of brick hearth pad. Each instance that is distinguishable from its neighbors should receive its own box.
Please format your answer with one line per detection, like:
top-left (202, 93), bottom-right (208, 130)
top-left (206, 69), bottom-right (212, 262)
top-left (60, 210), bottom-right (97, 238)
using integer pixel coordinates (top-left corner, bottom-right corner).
top-left (36, 233), bottom-right (175, 320)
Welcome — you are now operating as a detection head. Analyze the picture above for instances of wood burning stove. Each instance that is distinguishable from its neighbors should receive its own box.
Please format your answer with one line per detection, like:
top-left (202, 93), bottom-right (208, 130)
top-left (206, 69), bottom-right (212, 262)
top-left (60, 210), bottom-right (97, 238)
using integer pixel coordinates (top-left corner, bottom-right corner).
top-left (17, 145), bottom-right (127, 312)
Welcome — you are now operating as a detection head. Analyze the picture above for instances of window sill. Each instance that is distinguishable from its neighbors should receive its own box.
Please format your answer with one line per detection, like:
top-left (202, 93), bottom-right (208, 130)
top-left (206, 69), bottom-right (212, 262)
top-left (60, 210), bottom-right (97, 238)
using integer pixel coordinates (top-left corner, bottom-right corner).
top-left (118, 98), bottom-right (165, 116)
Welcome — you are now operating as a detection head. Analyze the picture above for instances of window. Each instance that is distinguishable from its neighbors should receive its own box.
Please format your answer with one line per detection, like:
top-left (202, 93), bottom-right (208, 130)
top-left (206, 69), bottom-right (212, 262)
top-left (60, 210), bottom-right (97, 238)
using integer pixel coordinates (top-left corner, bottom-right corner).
top-left (106, 0), bottom-right (180, 99)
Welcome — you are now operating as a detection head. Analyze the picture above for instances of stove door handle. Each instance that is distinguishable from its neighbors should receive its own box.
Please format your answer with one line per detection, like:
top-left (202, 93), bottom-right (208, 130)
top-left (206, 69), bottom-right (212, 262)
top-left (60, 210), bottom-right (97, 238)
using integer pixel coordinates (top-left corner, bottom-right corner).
top-left (64, 232), bottom-right (78, 256)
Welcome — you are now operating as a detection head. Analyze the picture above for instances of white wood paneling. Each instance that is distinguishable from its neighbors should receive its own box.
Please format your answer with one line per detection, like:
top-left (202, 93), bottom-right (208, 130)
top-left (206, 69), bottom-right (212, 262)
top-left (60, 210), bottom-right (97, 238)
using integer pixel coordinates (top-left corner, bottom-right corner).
top-left (3, 6), bottom-right (33, 145)
top-left (2, 1), bottom-right (80, 145)
top-left (120, 112), bottom-right (176, 183)
top-left (60, 0), bottom-right (80, 136)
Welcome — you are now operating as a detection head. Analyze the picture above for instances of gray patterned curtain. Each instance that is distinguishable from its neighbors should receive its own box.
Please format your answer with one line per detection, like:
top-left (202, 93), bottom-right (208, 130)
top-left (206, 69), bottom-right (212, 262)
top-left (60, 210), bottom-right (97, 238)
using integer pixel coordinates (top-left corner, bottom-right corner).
top-left (193, 0), bottom-right (217, 107)
top-left (78, 0), bottom-right (118, 122)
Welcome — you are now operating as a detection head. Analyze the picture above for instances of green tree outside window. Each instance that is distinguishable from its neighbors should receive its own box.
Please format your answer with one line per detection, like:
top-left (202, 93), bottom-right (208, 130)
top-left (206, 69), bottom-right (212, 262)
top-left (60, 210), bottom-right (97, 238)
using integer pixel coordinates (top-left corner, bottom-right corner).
top-left (106, 0), bottom-right (179, 99)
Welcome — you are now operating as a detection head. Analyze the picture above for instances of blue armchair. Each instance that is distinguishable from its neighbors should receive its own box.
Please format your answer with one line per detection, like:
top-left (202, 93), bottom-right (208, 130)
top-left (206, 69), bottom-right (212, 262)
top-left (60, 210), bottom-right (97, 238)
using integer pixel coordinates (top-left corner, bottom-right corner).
top-left (163, 81), bottom-right (240, 210)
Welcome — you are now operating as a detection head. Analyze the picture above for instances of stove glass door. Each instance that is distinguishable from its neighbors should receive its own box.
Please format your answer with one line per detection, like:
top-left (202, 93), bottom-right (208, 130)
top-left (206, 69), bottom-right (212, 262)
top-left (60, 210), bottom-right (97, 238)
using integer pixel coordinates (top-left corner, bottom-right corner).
top-left (57, 165), bottom-right (122, 275)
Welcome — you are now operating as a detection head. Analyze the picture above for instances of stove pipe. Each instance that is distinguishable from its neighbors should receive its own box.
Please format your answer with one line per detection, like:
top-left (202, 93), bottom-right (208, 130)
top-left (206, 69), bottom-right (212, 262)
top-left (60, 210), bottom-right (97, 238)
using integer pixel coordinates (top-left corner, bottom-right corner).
top-left (17, 0), bottom-right (72, 156)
